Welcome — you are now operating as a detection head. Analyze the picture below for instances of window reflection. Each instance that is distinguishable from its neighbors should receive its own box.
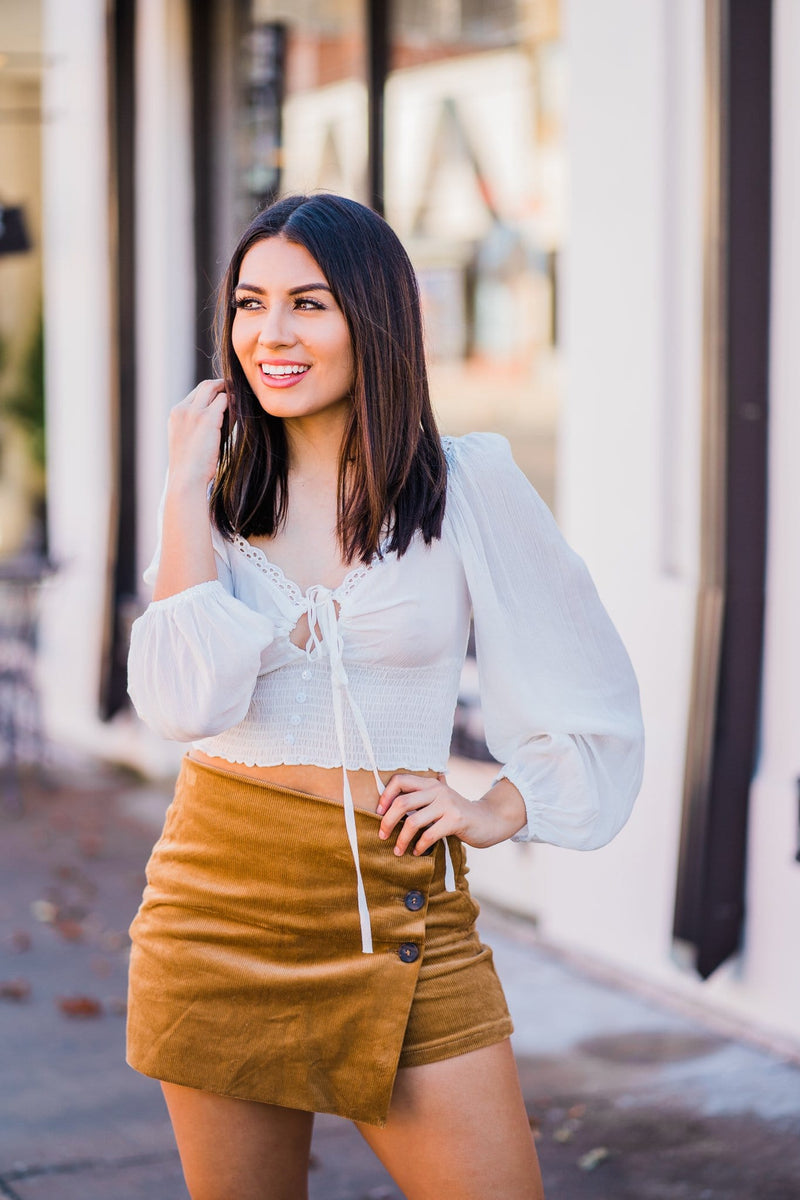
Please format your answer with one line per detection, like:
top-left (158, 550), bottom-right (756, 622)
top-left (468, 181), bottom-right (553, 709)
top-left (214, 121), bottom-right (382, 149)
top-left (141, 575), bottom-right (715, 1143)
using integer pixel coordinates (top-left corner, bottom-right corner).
top-left (387, 0), bottom-right (563, 507)
top-left (250, 0), bottom-right (368, 203)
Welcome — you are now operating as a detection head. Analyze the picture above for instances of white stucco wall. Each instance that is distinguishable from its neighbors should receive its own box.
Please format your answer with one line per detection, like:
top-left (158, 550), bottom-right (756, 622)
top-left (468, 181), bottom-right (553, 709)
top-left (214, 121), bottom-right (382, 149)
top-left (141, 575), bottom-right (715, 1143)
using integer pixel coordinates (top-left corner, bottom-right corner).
top-left (532, 0), bottom-right (705, 977)
top-left (39, 0), bottom-right (193, 771)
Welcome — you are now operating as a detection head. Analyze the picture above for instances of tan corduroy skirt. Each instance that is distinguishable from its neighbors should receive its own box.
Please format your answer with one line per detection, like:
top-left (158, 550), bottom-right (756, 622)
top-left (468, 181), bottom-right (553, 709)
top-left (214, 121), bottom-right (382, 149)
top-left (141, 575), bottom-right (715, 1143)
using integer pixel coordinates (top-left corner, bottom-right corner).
top-left (126, 756), bottom-right (513, 1126)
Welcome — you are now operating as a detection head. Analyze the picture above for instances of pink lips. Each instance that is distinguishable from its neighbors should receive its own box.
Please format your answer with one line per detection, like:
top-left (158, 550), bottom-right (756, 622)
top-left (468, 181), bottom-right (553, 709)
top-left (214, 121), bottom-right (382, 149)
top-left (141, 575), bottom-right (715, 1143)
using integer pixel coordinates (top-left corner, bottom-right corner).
top-left (257, 360), bottom-right (311, 389)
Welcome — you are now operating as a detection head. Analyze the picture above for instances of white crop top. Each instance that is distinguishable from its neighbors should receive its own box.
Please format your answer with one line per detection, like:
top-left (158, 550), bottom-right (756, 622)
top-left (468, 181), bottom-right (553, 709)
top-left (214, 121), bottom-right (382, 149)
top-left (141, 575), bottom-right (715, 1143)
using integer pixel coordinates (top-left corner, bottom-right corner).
top-left (128, 433), bottom-right (644, 951)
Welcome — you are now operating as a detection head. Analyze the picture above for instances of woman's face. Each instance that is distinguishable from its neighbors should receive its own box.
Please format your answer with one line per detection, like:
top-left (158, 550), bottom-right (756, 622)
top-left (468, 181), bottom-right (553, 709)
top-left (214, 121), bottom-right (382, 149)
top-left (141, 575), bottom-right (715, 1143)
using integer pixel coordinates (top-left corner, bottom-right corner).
top-left (231, 235), bottom-right (354, 425)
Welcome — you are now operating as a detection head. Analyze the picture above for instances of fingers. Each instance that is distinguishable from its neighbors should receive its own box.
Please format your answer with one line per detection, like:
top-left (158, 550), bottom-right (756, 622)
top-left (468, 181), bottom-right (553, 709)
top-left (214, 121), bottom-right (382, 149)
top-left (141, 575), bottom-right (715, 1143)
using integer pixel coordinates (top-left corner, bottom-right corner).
top-left (376, 772), bottom-right (430, 815)
top-left (192, 379), bottom-right (227, 404)
top-left (167, 380), bottom-right (230, 488)
top-left (171, 381), bottom-right (228, 427)
top-left (377, 775), bottom-right (461, 857)
top-left (181, 379), bottom-right (228, 410)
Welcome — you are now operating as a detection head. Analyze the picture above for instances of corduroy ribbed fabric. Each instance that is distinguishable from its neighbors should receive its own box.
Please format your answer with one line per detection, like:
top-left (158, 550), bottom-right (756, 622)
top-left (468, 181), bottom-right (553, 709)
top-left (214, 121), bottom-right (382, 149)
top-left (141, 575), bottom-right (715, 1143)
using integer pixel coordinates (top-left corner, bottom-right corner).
top-left (126, 757), bottom-right (512, 1126)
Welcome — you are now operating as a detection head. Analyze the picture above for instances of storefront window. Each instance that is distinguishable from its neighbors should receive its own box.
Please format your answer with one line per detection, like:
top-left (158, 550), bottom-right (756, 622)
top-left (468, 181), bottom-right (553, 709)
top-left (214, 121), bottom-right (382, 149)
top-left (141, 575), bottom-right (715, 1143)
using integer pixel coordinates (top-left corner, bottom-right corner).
top-left (386, 0), bottom-right (564, 506)
top-left (249, 0), bottom-right (368, 205)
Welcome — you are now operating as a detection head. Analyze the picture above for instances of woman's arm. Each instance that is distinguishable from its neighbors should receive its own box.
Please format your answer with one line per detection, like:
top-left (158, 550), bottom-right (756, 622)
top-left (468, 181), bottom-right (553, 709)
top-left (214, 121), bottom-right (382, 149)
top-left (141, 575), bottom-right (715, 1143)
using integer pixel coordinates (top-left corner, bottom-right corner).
top-left (152, 379), bottom-right (228, 600)
top-left (379, 432), bottom-right (644, 856)
top-left (127, 380), bottom-right (275, 742)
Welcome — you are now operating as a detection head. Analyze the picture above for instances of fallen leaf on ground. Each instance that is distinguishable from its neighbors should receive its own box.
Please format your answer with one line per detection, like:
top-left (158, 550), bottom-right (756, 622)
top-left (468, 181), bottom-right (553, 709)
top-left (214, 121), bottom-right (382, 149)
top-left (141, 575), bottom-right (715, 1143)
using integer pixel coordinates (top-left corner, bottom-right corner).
top-left (578, 1146), bottom-right (610, 1171)
top-left (30, 899), bottom-right (58, 923)
top-left (554, 1115), bottom-right (582, 1143)
top-left (100, 931), bottom-right (128, 952)
top-left (54, 864), bottom-right (80, 882)
top-left (56, 995), bottom-right (103, 1018)
top-left (0, 978), bottom-right (31, 1001)
top-left (55, 919), bottom-right (84, 942)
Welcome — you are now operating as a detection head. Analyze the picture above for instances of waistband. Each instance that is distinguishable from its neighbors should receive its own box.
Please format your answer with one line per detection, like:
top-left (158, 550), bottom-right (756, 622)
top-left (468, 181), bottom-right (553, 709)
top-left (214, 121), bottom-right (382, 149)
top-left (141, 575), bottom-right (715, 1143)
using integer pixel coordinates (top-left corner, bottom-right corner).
top-left (178, 755), bottom-right (456, 953)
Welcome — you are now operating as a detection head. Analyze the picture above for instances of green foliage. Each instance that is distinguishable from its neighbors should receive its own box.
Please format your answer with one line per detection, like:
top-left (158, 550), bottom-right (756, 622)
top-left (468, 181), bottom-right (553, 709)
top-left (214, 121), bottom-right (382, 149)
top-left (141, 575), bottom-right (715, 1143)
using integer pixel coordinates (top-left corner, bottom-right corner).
top-left (0, 308), bottom-right (45, 475)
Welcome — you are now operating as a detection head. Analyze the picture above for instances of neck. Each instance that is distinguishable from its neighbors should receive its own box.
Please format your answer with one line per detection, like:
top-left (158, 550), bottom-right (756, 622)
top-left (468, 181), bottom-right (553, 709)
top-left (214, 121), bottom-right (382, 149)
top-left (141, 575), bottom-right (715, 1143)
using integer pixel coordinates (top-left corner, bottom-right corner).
top-left (283, 404), bottom-right (350, 484)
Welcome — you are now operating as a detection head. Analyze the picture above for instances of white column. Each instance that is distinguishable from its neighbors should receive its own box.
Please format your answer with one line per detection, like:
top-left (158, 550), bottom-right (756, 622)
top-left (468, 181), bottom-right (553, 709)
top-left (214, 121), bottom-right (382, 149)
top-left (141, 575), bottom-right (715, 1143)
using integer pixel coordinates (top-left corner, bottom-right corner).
top-left (132, 0), bottom-right (195, 774)
top-left (135, 0), bottom-right (195, 582)
top-left (39, 0), bottom-right (115, 756)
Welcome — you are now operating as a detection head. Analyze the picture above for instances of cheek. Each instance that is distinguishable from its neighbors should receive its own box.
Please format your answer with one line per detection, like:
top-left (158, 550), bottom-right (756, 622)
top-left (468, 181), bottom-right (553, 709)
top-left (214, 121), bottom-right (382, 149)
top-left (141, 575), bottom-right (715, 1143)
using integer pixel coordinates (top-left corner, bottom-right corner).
top-left (333, 331), bottom-right (354, 383)
top-left (231, 318), bottom-right (250, 365)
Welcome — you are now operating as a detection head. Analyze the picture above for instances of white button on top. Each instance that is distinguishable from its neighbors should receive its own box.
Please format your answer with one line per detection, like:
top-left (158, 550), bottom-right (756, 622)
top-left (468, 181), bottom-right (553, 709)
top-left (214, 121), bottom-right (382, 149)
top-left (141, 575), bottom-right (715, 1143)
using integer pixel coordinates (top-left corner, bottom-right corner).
top-left (301, 669), bottom-right (312, 681)
top-left (295, 691), bottom-right (307, 704)
top-left (289, 713), bottom-right (301, 725)
top-left (285, 733), bottom-right (296, 745)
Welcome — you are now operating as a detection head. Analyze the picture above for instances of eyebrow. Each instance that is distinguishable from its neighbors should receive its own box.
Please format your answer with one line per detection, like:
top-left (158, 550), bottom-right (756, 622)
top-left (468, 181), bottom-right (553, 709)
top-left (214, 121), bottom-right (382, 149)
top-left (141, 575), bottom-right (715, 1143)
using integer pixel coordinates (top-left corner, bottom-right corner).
top-left (233, 281), bottom-right (332, 296)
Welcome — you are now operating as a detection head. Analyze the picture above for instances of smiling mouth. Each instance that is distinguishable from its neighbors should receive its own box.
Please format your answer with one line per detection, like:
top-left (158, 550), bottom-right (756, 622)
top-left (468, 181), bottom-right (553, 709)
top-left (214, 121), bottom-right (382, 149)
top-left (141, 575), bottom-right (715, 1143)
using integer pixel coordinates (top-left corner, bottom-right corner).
top-left (260, 364), bottom-right (310, 377)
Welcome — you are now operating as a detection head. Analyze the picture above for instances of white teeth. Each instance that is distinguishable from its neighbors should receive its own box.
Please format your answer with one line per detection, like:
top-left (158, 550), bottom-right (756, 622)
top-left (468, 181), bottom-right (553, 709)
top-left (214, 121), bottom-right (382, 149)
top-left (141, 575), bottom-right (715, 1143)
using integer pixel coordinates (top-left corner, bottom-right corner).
top-left (260, 364), bottom-right (310, 376)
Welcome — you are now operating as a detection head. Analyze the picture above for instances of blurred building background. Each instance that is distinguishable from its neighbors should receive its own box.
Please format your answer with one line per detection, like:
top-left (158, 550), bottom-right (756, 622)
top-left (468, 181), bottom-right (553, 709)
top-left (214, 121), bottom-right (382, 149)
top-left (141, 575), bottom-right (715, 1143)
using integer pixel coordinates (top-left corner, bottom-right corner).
top-left (1, 0), bottom-right (799, 1057)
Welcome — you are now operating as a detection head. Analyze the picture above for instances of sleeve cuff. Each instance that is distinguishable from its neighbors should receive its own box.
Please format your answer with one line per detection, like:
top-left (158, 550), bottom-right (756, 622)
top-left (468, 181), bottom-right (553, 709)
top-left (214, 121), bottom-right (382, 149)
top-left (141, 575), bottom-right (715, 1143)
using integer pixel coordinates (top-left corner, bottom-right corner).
top-left (145, 579), bottom-right (223, 611)
top-left (492, 762), bottom-right (538, 844)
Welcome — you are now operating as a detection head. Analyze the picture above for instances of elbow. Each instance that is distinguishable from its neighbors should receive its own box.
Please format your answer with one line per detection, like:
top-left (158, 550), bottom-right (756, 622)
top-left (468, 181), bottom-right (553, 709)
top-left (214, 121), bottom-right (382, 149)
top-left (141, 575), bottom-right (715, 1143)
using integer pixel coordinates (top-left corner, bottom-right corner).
top-left (127, 692), bottom-right (248, 744)
top-left (127, 666), bottom-right (254, 744)
top-left (127, 611), bottom-right (261, 742)
top-left (181, 689), bottom-right (254, 741)
top-left (571, 730), bottom-right (644, 850)
top-left (569, 794), bottom-right (634, 851)
top-left (506, 727), bottom-right (644, 851)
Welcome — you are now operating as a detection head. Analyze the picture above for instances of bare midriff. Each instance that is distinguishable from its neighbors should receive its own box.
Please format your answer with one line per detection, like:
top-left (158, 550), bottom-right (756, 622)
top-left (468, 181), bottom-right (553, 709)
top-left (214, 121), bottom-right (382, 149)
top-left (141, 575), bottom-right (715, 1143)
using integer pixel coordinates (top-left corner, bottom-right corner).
top-left (188, 750), bottom-right (439, 813)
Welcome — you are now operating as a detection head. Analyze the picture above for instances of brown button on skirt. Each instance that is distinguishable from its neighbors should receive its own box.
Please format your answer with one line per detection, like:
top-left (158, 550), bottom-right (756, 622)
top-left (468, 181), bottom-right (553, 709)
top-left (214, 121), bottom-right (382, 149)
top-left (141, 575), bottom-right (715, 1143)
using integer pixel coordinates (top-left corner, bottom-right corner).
top-left (126, 756), bottom-right (513, 1127)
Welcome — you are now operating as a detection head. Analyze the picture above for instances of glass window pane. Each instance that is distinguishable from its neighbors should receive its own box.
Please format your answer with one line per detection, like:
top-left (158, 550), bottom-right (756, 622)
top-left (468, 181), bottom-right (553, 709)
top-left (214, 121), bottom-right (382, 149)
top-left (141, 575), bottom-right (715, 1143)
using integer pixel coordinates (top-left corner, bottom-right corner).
top-left (248, 0), bottom-right (368, 205)
top-left (386, 0), bottom-right (564, 509)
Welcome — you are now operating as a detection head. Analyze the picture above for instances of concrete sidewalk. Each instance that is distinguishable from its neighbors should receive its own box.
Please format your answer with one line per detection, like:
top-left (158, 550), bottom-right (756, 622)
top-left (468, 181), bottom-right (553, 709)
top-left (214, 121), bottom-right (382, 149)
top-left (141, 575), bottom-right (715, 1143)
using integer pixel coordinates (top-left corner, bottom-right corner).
top-left (1, 762), bottom-right (799, 1199)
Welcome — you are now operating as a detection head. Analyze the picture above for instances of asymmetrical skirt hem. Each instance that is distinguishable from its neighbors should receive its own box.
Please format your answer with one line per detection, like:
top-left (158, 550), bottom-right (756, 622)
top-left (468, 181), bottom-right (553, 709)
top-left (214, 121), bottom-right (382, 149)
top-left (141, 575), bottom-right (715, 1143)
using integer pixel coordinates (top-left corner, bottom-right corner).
top-left (126, 756), bottom-right (513, 1127)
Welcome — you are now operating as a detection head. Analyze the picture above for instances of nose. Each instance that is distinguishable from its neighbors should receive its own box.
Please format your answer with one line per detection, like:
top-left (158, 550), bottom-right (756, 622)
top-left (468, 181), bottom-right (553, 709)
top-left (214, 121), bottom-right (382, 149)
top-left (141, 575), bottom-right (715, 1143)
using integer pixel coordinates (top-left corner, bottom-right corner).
top-left (256, 302), bottom-right (296, 349)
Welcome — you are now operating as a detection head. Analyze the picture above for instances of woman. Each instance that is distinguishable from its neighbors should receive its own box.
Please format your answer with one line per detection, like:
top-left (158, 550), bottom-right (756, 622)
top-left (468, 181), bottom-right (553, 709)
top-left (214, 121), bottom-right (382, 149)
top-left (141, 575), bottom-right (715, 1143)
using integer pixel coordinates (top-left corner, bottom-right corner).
top-left (127, 192), bottom-right (644, 1200)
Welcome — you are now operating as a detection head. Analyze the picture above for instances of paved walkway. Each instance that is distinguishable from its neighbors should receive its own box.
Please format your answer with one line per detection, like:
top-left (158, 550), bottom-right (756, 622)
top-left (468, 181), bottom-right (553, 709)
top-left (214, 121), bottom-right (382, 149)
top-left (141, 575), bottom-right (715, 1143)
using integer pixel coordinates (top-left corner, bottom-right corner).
top-left (1, 762), bottom-right (799, 1199)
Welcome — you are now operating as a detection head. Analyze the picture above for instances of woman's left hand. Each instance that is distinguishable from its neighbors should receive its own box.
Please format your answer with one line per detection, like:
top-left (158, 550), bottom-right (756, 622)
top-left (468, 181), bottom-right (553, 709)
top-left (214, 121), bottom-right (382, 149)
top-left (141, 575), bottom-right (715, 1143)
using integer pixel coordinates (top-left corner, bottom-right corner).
top-left (376, 773), bottom-right (527, 855)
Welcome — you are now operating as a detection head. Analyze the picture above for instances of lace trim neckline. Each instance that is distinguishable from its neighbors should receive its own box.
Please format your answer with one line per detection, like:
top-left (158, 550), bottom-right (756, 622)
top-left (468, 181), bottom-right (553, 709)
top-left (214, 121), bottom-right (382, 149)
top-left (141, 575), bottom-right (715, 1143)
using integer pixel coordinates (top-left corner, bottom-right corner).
top-left (232, 436), bottom-right (453, 606)
top-left (232, 535), bottom-right (383, 607)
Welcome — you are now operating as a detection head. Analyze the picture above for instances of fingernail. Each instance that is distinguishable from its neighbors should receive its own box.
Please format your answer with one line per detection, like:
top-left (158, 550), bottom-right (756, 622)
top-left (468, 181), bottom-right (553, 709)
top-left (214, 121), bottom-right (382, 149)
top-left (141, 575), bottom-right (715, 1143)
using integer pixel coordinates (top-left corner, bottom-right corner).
top-left (376, 805), bottom-right (384, 815)
top-left (378, 829), bottom-right (387, 839)
top-left (394, 846), bottom-right (403, 856)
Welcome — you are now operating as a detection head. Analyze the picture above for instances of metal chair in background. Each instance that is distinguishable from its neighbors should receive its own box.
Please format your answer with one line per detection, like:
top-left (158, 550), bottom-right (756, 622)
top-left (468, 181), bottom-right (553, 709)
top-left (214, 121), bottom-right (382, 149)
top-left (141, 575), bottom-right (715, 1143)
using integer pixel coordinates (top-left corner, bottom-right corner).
top-left (0, 553), bottom-right (50, 809)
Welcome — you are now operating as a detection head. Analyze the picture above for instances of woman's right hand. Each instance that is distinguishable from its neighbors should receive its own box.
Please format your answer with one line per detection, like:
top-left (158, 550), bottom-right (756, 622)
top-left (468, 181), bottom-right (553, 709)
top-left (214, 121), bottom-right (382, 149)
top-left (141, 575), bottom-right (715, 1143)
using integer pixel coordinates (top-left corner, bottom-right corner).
top-left (167, 379), bottom-right (229, 489)
top-left (152, 381), bottom-right (228, 601)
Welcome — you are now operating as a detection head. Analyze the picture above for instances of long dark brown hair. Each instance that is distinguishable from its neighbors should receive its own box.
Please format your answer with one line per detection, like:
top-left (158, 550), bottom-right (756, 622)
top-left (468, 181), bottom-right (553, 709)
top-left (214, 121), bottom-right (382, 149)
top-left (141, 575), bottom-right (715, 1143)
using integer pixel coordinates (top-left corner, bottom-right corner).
top-left (210, 193), bottom-right (447, 563)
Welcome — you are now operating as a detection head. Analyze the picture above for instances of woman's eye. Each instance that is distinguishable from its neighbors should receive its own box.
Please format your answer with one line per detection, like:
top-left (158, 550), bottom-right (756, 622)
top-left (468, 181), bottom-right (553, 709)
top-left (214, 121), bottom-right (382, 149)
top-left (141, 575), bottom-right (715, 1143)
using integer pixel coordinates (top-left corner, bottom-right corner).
top-left (232, 296), bottom-right (260, 311)
top-left (294, 297), bottom-right (325, 311)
